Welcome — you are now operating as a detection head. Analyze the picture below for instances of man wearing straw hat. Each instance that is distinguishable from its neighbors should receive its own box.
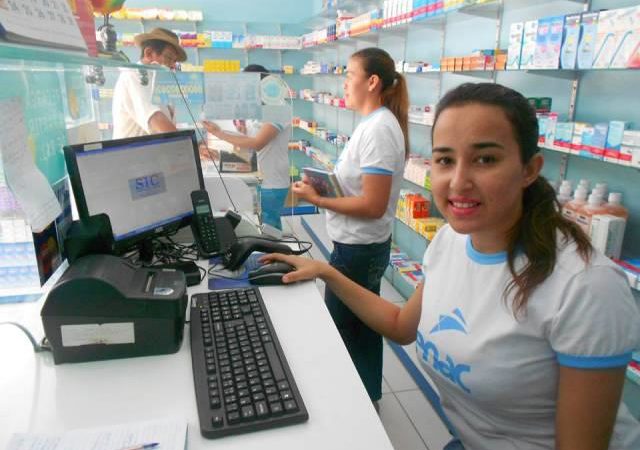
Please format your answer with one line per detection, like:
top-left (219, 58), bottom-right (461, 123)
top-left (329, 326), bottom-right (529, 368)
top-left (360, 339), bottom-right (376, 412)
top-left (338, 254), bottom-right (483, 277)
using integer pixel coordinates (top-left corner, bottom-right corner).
top-left (112, 28), bottom-right (187, 139)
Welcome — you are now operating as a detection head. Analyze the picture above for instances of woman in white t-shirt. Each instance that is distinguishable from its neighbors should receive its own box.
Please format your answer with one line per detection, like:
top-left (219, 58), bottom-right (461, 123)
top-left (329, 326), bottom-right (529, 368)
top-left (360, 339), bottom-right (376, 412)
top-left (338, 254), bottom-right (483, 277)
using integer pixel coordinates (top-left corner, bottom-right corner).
top-left (265, 83), bottom-right (640, 449)
top-left (203, 65), bottom-right (291, 230)
top-left (291, 48), bottom-right (409, 403)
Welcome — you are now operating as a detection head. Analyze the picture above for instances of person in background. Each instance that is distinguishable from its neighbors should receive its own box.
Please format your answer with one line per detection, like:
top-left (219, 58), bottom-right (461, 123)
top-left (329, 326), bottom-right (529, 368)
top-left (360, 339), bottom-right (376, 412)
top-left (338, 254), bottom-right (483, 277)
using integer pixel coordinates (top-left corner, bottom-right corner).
top-left (290, 48), bottom-right (409, 405)
top-left (112, 28), bottom-right (186, 139)
top-left (264, 83), bottom-right (640, 450)
top-left (202, 64), bottom-right (291, 231)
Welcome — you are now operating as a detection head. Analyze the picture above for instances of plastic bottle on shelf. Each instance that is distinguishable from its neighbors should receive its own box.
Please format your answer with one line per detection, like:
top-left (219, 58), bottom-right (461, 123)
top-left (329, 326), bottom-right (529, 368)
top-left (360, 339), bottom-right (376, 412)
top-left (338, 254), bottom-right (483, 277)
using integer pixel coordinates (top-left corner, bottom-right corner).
top-left (562, 187), bottom-right (588, 223)
top-left (604, 192), bottom-right (629, 220)
top-left (557, 180), bottom-right (573, 206)
top-left (594, 182), bottom-right (608, 199)
top-left (575, 193), bottom-right (607, 234)
top-left (578, 179), bottom-right (590, 192)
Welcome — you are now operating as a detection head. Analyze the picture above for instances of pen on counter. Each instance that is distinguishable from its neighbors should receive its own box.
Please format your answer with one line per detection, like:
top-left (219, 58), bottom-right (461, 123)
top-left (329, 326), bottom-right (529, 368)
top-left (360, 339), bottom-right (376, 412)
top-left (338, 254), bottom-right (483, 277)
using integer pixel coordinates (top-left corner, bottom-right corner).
top-left (117, 443), bottom-right (159, 450)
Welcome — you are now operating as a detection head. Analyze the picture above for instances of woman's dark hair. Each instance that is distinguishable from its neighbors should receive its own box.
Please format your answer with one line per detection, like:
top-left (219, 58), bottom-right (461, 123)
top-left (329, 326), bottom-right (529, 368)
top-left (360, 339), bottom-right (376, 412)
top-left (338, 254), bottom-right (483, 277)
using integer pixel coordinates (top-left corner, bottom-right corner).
top-left (140, 39), bottom-right (171, 59)
top-left (351, 47), bottom-right (410, 158)
top-left (243, 64), bottom-right (269, 79)
top-left (432, 83), bottom-right (592, 317)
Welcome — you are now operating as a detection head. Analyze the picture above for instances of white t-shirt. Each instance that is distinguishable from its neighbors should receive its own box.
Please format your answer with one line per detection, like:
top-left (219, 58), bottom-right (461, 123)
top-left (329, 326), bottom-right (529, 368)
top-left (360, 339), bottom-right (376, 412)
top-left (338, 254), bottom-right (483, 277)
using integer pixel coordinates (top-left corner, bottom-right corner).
top-left (246, 120), bottom-right (291, 189)
top-left (417, 225), bottom-right (640, 450)
top-left (326, 107), bottom-right (405, 244)
top-left (112, 66), bottom-right (172, 139)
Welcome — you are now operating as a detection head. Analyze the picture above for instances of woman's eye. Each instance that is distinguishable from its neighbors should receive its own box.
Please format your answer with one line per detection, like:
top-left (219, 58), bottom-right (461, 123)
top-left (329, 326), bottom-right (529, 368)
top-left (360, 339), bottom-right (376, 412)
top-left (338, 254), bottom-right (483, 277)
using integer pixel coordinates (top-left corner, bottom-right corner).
top-left (476, 155), bottom-right (497, 164)
top-left (435, 157), bottom-right (452, 165)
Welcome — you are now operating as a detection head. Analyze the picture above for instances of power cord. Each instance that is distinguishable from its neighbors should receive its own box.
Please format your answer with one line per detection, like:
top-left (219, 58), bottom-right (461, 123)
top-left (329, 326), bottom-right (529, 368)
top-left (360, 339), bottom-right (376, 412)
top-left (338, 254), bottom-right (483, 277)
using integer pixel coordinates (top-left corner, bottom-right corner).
top-left (237, 234), bottom-right (313, 255)
top-left (0, 322), bottom-right (50, 353)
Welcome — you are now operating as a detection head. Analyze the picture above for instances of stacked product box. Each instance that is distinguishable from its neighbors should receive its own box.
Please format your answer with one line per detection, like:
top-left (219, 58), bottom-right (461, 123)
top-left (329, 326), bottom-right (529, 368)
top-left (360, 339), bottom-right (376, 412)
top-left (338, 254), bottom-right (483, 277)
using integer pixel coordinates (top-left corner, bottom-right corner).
top-left (389, 245), bottom-right (425, 288)
top-left (0, 217), bottom-right (40, 303)
top-left (408, 104), bottom-right (436, 125)
top-left (621, 130), bottom-right (640, 168)
top-left (202, 59), bottom-right (241, 72)
top-left (628, 353), bottom-right (640, 385)
top-left (404, 156), bottom-right (432, 189)
top-left (539, 115), bottom-right (637, 165)
top-left (614, 259), bottom-right (640, 291)
top-left (507, 6), bottom-right (640, 70)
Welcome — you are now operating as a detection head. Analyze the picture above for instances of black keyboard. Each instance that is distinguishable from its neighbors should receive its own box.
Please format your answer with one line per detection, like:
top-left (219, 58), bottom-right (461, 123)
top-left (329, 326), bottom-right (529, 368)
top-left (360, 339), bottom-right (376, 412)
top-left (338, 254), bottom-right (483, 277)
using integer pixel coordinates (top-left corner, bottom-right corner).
top-left (190, 287), bottom-right (309, 438)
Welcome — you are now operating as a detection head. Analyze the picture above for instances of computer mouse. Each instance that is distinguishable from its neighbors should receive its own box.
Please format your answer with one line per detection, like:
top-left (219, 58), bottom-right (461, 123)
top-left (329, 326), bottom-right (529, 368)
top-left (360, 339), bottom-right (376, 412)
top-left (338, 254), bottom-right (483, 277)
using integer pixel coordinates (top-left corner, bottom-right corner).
top-left (247, 262), bottom-right (296, 286)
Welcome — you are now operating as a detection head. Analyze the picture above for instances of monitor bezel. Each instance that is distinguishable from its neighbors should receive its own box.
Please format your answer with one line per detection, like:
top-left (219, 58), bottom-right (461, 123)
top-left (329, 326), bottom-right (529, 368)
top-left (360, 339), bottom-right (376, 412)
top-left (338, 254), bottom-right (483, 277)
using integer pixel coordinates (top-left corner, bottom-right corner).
top-left (64, 130), bottom-right (205, 255)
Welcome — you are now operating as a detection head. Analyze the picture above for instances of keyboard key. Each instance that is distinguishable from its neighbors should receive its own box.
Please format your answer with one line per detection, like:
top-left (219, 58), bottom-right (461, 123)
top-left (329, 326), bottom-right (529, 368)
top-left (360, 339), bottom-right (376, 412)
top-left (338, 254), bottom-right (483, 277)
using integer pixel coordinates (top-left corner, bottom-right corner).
top-left (255, 401), bottom-right (269, 418)
top-left (211, 415), bottom-right (224, 428)
top-left (264, 343), bottom-right (285, 381)
top-left (210, 398), bottom-right (221, 409)
top-left (241, 405), bottom-right (255, 421)
top-left (227, 411), bottom-right (241, 424)
top-left (269, 401), bottom-right (284, 415)
top-left (284, 400), bottom-right (298, 412)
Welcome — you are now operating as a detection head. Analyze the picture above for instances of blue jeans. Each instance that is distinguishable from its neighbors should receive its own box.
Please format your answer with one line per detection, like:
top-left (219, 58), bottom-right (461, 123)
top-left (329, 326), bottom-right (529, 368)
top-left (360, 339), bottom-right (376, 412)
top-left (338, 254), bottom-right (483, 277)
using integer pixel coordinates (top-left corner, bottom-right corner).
top-left (259, 187), bottom-right (289, 230)
top-left (325, 237), bottom-right (391, 401)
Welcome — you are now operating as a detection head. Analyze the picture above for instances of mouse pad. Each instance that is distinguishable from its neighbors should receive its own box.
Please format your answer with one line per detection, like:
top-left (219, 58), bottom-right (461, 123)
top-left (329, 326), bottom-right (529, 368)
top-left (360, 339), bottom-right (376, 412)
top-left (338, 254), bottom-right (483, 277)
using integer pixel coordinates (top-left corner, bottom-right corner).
top-left (208, 253), bottom-right (264, 290)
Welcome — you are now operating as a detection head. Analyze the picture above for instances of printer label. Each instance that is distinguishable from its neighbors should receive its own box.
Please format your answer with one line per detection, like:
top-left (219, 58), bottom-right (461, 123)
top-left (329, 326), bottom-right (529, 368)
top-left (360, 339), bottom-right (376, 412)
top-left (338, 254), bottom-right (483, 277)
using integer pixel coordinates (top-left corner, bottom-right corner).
top-left (129, 172), bottom-right (167, 200)
top-left (61, 323), bottom-right (135, 347)
top-left (153, 287), bottom-right (174, 296)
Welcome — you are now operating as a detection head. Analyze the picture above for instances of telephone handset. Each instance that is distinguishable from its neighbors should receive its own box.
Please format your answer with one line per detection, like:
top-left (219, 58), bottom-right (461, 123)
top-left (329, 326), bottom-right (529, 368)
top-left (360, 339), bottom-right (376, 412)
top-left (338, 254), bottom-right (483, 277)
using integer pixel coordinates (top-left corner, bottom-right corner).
top-left (190, 190), bottom-right (237, 258)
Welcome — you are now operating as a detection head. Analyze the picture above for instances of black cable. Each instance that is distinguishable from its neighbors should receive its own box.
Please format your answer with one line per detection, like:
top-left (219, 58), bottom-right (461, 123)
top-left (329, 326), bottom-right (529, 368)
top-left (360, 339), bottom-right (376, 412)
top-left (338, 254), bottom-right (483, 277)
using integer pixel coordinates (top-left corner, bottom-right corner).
top-left (237, 234), bottom-right (313, 255)
top-left (170, 69), bottom-right (238, 212)
top-left (0, 322), bottom-right (50, 353)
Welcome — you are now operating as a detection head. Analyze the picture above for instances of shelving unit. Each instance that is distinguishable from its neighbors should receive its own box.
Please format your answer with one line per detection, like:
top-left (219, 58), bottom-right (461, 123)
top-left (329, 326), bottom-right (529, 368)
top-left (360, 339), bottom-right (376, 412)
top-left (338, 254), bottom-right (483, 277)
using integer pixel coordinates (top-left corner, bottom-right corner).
top-left (294, 0), bottom-right (640, 406)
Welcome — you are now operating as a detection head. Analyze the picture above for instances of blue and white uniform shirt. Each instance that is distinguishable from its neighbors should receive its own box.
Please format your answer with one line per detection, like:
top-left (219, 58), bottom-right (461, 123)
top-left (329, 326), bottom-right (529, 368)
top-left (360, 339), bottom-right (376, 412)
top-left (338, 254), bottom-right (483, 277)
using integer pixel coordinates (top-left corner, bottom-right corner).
top-left (417, 225), bottom-right (640, 450)
top-left (246, 120), bottom-right (291, 189)
top-left (326, 107), bottom-right (405, 244)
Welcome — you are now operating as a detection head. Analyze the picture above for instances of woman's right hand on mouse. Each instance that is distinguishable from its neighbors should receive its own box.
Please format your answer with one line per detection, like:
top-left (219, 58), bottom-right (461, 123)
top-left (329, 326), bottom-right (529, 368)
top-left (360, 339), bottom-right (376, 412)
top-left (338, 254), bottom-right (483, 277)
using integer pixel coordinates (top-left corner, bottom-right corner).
top-left (259, 253), bottom-right (329, 284)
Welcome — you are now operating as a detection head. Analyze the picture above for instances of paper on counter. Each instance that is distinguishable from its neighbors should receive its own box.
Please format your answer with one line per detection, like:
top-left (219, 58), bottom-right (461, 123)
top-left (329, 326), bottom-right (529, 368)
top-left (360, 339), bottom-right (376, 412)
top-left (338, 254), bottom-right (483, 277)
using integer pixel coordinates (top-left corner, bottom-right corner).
top-left (6, 418), bottom-right (187, 450)
top-left (0, 98), bottom-right (62, 233)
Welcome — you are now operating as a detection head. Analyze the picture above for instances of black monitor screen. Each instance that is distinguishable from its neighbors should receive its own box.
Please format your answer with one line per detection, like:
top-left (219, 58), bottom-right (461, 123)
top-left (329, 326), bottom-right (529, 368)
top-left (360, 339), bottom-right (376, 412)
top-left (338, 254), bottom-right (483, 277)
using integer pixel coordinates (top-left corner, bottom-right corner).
top-left (64, 130), bottom-right (204, 251)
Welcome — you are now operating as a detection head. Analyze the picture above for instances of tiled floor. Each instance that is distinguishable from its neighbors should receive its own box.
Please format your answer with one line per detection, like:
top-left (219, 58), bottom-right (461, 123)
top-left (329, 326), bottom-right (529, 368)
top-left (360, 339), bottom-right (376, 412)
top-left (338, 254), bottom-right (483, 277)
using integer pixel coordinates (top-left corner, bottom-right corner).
top-left (282, 215), bottom-right (452, 450)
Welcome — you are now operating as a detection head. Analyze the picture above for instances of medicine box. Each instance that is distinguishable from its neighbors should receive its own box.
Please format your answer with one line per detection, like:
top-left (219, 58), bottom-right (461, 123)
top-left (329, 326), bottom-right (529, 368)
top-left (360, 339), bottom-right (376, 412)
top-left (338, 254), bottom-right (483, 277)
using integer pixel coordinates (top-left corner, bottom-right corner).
top-left (560, 14), bottom-right (581, 69)
top-left (590, 214), bottom-right (626, 259)
top-left (521, 20), bottom-right (539, 70)
top-left (593, 9), bottom-right (618, 68)
top-left (577, 11), bottom-right (599, 69)
top-left (507, 22), bottom-right (524, 70)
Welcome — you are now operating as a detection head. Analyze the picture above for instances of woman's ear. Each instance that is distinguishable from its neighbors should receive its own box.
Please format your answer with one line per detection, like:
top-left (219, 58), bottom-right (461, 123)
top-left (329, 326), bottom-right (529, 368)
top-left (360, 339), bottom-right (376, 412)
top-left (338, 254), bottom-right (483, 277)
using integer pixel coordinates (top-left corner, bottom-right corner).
top-left (368, 74), bottom-right (381, 92)
top-left (523, 153), bottom-right (544, 188)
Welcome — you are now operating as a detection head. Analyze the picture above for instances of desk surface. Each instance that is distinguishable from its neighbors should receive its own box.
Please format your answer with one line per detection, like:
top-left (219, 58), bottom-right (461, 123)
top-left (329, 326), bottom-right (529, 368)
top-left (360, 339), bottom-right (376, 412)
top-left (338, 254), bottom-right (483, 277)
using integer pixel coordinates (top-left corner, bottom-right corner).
top-left (0, 261), bottom-right (393, 450)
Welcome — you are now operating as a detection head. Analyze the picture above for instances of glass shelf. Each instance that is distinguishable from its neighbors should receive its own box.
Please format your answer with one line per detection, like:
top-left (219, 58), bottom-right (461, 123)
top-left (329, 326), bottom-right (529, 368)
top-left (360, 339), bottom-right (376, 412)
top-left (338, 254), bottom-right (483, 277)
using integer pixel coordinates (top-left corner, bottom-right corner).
top-left (0, 42), bottom-right (170, 72)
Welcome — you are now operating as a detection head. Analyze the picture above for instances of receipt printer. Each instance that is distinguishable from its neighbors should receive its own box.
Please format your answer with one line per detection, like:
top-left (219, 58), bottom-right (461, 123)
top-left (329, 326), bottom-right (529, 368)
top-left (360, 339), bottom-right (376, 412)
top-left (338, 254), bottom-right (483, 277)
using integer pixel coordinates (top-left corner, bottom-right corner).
top-left (41, 254), bottom-right (188, 364)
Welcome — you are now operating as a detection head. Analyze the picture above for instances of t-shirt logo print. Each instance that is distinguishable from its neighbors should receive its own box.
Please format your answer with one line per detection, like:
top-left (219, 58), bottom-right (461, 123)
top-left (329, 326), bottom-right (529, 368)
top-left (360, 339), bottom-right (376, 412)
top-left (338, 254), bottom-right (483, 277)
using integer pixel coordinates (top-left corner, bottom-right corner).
top-left (417, 308), bottom-right (472, 393)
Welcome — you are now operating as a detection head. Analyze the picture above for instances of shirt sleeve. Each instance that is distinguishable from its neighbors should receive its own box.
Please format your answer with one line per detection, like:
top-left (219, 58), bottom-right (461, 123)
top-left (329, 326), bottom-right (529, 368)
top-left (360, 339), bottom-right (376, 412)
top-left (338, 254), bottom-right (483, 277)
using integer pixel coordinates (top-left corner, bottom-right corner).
top-left (359, 123), bottom-right (402, 176)
top-left (549, 264), bottom-right (640, 369)
top-left (125, 72), bottom-right (163, 134)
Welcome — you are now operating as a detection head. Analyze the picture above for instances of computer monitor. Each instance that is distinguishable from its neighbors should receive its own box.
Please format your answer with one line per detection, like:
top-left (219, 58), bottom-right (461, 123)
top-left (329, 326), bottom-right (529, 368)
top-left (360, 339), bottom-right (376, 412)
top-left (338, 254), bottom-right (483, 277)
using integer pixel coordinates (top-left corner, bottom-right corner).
top-left (64, 130), bottom-right (204, 256)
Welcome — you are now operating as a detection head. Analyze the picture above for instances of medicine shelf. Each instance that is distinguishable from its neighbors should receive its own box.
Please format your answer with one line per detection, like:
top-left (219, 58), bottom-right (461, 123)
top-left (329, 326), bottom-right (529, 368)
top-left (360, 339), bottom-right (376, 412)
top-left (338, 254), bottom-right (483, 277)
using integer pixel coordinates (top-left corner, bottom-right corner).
top-left (295, 98), bottom-right (432, 126)
top-left (293, 122), bottom-right (349, 149)
top-left (0, 42), bottom-right (171, 72)
top-left (540, 145), bottom-right (639, 172)
top-left (394, 215), bottom-right (432, 243)
top-left (301, 0), bottom-right (502, 49)
top-left (403, 176), bottom-right (431, 192)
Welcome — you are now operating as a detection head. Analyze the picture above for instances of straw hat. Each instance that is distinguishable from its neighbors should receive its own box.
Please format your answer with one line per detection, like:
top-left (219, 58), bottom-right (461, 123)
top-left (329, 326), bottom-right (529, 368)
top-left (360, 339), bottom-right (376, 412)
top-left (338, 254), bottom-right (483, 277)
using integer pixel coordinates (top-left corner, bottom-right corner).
top-left (134, 28), bottom-right (187, 62)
